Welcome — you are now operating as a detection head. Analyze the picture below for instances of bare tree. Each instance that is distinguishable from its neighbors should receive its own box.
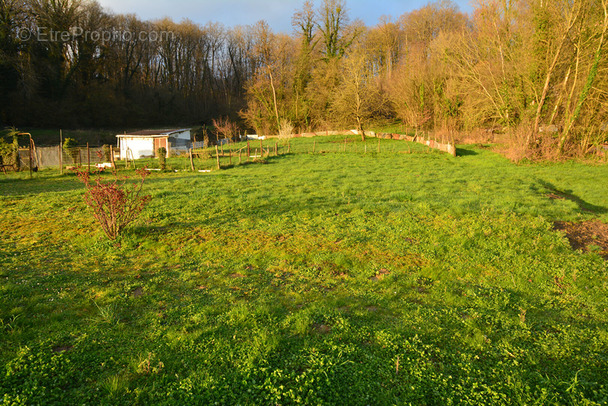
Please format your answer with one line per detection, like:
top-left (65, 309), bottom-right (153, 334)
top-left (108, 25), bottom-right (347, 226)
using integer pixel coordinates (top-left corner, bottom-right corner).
top-left (213, 116), bottom-right (238, 143)
top-left (316, 0), bottom-right (360, 59)
top-left (332, 49), bottom-right (384, 140)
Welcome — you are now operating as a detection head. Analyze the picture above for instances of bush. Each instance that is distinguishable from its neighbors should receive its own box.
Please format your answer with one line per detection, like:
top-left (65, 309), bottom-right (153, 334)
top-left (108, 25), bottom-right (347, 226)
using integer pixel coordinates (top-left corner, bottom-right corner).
top-left (102, 145), bottom-right (111, 162)
top-left (77, 168), bottom-right (152, 240)
top-left (0, 128), bottom-right (21, 170)
top-left (157, 147), bottom-right (167, 170)
top-left (213, 117), bottom-right (239, 144)
top-left (63, 138), bottom-right (79, 164)
top-left (279, 119), bottom-right (294, 140)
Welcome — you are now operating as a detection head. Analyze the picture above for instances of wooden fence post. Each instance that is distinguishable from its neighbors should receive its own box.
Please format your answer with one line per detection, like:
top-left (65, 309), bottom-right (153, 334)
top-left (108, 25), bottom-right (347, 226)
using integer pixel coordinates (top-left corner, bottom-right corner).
top-left (189, 148), bottom-right (195, 171)
top-left (28, 137), bottom-right (33, 179)
top-left (274, 142), bottom-right (278, 156)
top-left (239, 149), bottom-right (242, 164)
top-left (229, 148), bottom-right (232, 165)
top-left (215, 145), bottom-right (220, 169)
top-left (59, 129), bottom-right (63, 174)
top-left (110, 146), bottom-right (116, 171)
top-left (247, 141), bottom-right (250, 158)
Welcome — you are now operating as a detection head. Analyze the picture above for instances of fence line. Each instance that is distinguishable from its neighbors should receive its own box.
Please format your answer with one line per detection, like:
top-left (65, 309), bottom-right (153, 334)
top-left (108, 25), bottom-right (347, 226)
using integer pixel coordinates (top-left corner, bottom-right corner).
top-left (14, 146), bottom-right (108, 170)
top-left (186, 132), bottom-right (456, 172)
top-left (258, 129), bottom-right (457, 157)
top-left (2, 131), bottom-right (455, 174)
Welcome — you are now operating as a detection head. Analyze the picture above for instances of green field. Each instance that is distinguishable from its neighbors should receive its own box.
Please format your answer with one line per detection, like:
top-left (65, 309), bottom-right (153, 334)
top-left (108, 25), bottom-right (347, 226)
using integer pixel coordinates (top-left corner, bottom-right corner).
top-left (1, 135), bottom-right (607, 405)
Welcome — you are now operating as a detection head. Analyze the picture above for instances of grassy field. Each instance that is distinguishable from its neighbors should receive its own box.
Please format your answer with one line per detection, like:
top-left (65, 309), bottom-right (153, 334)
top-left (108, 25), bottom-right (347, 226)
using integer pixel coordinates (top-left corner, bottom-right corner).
top-left (1, 135), bottom-right (607, 405)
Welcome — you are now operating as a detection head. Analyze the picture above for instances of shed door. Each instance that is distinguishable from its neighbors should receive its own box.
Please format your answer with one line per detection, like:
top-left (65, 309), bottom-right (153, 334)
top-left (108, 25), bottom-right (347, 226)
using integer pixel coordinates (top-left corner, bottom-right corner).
top-left (154, 138), bottom-right (168, 156)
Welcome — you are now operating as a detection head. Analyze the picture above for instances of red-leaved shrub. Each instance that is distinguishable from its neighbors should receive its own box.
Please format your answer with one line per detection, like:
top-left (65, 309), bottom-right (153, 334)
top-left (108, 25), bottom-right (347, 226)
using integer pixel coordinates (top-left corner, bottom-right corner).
top-left (77, 168), bottom-right (152, 240)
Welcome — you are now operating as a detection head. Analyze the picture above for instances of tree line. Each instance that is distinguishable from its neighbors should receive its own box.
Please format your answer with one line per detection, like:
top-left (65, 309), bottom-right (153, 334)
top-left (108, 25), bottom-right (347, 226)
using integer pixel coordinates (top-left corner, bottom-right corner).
top-left (1, 0), bottom-right (607, 155)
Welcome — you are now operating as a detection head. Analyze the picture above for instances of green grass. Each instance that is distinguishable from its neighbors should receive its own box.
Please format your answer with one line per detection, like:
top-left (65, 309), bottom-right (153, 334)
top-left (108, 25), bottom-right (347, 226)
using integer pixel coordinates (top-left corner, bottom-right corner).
top-left (1, 135), bottom-right (607, 404)
top-left (369, 122), bottom-right (410, 134)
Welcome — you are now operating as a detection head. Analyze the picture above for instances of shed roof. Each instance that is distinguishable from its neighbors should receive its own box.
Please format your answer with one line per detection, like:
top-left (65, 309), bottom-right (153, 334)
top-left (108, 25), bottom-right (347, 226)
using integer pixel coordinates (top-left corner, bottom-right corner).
top-left (117, 129), bottom-right (189, 137)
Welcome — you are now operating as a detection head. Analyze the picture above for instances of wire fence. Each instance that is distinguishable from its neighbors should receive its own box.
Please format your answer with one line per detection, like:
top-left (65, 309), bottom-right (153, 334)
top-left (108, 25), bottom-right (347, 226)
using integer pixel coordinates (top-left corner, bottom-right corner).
top-left (1, 132), bottom-right (455, 174)
top-left (184, 133), bottom-right (446, 171)
top-left (10, 146), bottom-right (110, 171)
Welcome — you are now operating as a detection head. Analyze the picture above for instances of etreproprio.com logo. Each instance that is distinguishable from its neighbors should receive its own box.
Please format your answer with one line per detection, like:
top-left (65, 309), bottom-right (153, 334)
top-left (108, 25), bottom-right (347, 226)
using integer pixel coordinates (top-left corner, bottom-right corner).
top-left (15, 26), bottom-right (174, 43)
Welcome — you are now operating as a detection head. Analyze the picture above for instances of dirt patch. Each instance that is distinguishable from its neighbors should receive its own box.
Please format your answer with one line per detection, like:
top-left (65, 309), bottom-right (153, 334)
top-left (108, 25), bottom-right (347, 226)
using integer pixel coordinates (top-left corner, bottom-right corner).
top-left (547, 193), bottom-right (566, 200)
top-left (313, 323), bottom-right (331, 334)
top-left (229, 273), bottom-right (246, 278)
top-left (554, 221), bottom-right (608, 259)
top-left (132, 287), bottom-right (144, 297)
top-left (52, 345), bottom-right (73, 353)
top-left (369, 268), bottom-right (391, 281)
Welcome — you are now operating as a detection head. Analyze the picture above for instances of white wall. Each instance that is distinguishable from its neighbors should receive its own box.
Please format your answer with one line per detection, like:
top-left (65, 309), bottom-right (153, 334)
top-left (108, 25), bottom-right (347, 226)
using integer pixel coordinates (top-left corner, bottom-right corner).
top-left (120, 137), bottom-right (154, 159)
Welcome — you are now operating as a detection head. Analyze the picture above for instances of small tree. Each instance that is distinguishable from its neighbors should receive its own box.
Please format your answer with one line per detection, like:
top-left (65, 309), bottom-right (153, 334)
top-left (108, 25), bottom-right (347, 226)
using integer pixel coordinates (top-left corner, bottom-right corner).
top-left (279, 119), bottom-right (294, 140)
top-left (331, 51), bottom-right (385, 141)
top-left (202, 127), bottom-right (210, 148)
top-left (77, 168), bottom-right (152, 240)
top-left (212, 117), bottom-right (239, 144)
top-left (102, 144), bottom-right (111, 162)
top-left (63, 137), bottom-right (79, 164)
top-left (157, 147), bottom-right (167, 170)
top-left (0, 127), bottom-right (21, 171)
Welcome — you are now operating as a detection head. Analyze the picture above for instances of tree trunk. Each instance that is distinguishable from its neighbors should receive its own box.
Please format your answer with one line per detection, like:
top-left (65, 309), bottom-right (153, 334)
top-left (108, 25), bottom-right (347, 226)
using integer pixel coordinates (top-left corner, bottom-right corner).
top-left (356, 116), bottom-right (365, 141)
top-left (559, 0), bottom-right (608, 155)
top-left (268, 67), bottom-right (281, 132)
top-left (531, 3), bottom-right (581, 145)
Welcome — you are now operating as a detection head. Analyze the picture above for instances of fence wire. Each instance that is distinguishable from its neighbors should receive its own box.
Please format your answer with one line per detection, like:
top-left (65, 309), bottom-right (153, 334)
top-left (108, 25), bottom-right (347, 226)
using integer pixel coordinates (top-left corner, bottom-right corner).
top-left (15, 146), bottom-right (108, 170)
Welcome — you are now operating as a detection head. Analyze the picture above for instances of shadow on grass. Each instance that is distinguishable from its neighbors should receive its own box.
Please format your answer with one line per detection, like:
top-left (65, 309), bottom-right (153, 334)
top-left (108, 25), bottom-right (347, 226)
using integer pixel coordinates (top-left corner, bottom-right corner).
top-left (456, 147), bottom-right (478, 156)
top-left (126, 223), bottom-right (194, 238)
top-left (537, 180), bottom-right (608, 214)
top-left (0, 174), bottom-right (83, 196)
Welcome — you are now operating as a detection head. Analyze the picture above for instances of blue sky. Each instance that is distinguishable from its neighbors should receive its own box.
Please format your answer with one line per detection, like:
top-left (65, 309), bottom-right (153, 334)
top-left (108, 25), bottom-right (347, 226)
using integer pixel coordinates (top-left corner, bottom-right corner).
top-left (96, 0), bottom-right (474, 32)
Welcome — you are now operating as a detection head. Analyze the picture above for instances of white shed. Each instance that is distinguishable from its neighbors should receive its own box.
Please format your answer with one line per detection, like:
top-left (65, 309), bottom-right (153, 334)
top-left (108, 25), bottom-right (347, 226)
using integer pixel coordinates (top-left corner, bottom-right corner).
top-left (116, 129), bottom-right (191, 160)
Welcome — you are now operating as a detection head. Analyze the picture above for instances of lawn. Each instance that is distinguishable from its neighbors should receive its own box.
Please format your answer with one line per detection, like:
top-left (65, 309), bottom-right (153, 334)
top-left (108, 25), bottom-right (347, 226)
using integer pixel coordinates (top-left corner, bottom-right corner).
top-left (1, 135), bottom-right (607, 405)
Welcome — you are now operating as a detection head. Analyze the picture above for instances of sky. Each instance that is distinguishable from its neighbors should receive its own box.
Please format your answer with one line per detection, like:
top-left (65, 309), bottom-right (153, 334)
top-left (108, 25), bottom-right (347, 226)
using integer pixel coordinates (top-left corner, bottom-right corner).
top-left (96, 0), bottom-right (474, 33)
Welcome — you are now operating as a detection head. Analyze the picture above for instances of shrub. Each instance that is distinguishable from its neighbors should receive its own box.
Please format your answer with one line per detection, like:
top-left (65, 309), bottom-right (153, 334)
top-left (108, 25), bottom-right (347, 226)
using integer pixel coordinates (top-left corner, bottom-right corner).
top-left (102, 144), bottom-right (111, 162)
top-left (213, 117), bottom-right (238, 144)
top-left (77, 168), bottom-right (152, 240)
top-left (157, 147), bottom-right (167, 170)
top-left (63, 137), bottom-right (79, 164)
top-left (0, 127), bottom-right (21, 170)
top-left (279, 119), bottom-right (294, 140)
